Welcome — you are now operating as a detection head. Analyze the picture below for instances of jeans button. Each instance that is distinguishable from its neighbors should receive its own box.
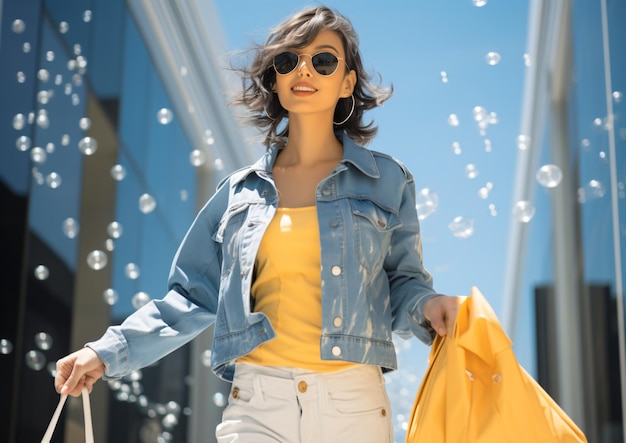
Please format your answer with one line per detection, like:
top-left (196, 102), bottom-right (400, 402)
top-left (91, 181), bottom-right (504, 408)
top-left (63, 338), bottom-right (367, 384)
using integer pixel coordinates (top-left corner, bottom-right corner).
top-left (298, 381), bottom-right (308, 393)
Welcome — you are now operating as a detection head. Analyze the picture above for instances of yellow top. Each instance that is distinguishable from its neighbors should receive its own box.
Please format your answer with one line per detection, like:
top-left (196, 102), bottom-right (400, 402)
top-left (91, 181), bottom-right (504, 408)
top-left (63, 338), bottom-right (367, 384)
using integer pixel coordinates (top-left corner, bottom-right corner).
top-left (238, 206), bottom-right (356, 372)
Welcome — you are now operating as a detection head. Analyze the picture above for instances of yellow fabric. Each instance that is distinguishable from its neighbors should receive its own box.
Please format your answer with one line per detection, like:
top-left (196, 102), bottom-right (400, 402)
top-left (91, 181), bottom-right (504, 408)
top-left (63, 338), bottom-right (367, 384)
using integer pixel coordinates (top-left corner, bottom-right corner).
top-left (405, 287), bottom-right (588, 443)
top-left (238, 206), bottom-right (356, 372)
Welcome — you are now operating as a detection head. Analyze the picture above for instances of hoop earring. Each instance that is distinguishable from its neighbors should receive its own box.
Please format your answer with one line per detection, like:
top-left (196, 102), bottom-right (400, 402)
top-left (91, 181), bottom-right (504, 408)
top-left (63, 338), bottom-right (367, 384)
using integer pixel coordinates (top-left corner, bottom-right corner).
top-left (333, 94), bottom-right (355, 126)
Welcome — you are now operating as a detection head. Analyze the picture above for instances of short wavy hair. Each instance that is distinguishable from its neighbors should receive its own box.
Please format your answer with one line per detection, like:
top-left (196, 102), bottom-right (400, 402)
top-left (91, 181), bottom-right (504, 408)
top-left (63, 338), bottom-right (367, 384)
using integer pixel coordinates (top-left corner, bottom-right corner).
top-left (229, 5), bottom-right (393, 148)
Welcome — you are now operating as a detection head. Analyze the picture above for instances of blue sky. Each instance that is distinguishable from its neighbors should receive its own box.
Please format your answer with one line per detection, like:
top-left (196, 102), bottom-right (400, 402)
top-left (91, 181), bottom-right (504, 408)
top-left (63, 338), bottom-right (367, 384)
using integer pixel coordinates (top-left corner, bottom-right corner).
top-left (213, 0), bottom-right (530, 317)
top-left (212, 2), bottom-right (530, 435)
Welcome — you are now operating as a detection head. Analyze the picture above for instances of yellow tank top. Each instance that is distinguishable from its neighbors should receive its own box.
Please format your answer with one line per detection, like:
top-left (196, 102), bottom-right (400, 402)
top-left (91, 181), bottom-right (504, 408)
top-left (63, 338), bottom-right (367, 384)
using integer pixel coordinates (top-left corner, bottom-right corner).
top-left (238, 206), bottom-right (356, 372)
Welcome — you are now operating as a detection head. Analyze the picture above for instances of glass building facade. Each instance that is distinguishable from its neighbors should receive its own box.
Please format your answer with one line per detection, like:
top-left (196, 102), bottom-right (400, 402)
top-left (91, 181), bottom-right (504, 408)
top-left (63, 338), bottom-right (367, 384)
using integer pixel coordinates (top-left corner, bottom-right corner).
top-left (0, 0), bottom-right (257, 441)
top-left (504, 0), bottom-right (625, 441)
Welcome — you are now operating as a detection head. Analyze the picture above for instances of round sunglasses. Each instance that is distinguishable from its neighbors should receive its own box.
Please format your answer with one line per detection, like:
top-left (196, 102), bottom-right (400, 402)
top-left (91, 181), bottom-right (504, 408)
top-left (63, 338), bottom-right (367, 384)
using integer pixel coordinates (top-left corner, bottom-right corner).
top-left (273, 51), bottom-right (346, 76)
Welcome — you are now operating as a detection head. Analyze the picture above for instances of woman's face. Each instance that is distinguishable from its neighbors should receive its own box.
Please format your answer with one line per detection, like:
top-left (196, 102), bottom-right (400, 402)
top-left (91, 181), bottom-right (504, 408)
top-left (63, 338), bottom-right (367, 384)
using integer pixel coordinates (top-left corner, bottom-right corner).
top-left (272, 29), bottom-right (356, 121)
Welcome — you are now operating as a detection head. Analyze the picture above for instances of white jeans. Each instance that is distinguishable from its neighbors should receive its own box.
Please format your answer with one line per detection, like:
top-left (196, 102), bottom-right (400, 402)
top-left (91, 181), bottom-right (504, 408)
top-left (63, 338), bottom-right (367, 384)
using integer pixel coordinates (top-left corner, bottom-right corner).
top-left (215, 363), bottom-right (393, 443)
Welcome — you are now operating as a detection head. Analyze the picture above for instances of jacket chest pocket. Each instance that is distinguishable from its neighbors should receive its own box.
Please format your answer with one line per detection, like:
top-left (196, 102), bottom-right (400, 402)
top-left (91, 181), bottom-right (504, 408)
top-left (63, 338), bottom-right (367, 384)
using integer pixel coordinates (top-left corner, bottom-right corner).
top-left (350, 199), bottom-right (401, 270)
top-left (214, 202), bottom-right (250, 274)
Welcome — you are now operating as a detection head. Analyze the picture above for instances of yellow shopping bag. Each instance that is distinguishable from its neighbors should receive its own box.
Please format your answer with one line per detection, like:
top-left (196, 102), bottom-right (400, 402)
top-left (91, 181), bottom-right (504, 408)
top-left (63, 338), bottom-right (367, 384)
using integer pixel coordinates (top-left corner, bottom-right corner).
top-left (405, 287), bottom-right (587, 443)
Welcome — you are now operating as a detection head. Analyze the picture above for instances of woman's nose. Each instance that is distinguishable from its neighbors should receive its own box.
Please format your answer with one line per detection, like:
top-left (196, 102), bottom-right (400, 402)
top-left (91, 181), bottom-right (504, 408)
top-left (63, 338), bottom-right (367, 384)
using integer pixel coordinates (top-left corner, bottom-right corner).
top-left (297, 58), bottom-right (313, 76)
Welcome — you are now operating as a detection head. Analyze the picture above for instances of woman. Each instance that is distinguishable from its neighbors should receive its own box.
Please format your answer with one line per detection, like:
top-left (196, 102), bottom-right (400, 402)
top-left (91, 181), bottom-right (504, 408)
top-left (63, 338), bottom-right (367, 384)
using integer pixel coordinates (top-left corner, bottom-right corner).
top-left (55, 6), bottom-right (459, 442)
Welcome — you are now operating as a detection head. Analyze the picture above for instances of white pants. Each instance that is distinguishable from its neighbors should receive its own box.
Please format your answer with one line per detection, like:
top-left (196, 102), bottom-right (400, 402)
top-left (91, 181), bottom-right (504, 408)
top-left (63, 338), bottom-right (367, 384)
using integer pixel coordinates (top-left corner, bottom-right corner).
top-left (215, 363), bottom-right (393, 443)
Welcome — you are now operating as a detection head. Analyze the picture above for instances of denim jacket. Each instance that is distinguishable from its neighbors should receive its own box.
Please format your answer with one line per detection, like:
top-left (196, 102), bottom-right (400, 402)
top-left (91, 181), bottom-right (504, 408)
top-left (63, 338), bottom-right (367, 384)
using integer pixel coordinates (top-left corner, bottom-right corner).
top-left (88, 132), bottom-right (438, 382)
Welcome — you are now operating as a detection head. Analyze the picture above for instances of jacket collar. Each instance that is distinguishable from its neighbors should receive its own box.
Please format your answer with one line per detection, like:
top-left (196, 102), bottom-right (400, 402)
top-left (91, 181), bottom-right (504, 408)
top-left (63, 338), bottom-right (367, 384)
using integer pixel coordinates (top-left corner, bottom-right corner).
top-left (231, 132), bottom-right (380, 186)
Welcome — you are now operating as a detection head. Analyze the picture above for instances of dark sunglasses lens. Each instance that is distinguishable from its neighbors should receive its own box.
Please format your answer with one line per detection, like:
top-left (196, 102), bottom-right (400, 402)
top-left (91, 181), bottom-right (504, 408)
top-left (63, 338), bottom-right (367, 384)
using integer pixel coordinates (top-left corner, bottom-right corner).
top-left (274, 52), bottom-right (299, 74)
top-left (312, 52), bottom-right (339, 75)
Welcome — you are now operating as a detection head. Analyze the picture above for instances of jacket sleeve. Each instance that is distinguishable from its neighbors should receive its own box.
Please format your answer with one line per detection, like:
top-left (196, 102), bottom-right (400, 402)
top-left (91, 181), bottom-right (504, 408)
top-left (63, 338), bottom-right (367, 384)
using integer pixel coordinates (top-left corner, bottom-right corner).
top-left (86, 180), bottom-right (230, 378)
top-left (384, 167), bottom-right (438, 345)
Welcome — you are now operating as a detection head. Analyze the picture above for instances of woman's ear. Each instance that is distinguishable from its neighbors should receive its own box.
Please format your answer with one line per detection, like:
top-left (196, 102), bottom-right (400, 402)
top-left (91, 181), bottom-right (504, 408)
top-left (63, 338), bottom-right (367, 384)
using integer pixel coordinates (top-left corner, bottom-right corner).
top-left (341, 69), bottom-right (357, 98)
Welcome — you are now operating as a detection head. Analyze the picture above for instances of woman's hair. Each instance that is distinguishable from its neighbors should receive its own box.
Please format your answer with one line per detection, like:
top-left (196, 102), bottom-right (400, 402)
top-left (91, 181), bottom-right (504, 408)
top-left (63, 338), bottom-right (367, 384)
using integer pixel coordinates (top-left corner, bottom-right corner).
top-left (229, 5), bottom-right (393, 148)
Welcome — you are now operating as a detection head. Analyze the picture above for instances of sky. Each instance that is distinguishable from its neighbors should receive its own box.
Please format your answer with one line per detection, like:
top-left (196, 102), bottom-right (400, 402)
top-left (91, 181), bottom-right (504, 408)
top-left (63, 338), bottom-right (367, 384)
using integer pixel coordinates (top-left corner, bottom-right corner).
top-left (211, 2), bottom-right (531, 436)
top-left (213, 0), bottom-right (530, 319)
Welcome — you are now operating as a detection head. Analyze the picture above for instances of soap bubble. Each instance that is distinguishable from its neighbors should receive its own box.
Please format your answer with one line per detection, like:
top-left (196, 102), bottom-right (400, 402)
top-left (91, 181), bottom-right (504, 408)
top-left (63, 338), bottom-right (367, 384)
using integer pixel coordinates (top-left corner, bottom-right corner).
top-left (38, 69), bottom-right (50, 83)
top-left (34, 332), bottom-right (53, 351)
top-left (201, 349), bottom-right (212, 367)
top-left (536, 164), bottom-right (563, 188)
top-left (485, 52), bottom-right (501, 66)
top-left (472, 0), bottom-right (487, 6)
top-left (107, 221), bottom-right (123, 239)
top-left (30, 147), bottom-right (47, 164)
top-left (139, 193), bottom-right (156, 213)
top-left (613, 91), bottom-right (623, 104)
top-left (472, 106), bottom-right (487, 122)
top-left (415, 188), bottom-right (439, 220)
top-left (78, 136), bottom-right (98, 155)
top-left (440, 71), bottom-right (448, 83)
top-left (513, 200), bottom-right (535, 223)
top-left (132, 292), bottom-right (151, 310)
top-left (190, 149), bottom-right (206, 167)
top-left (125, 263), bottom-right (140, 279)
top-left (451, 142), bottom-right (462, 155)
top-left (87, 250), bottom-right (108, 270)
top-left (448, 216), bottom-right (474, 239)
top-left (213, 392), bottom-right (226, 407)
top-left (36, 111), bottom-right (50, 129)
top-left (25, 350), bottom-right (46, 371)
top-left (34, 265), bottom-right (50, 280)
top-left (59, 21), bottom-right (69, 34)
top-left (103, 288), bottom-right (119, 305)
top-left (516, 134), bottom-right (530, 150)
top-left (1, 339), bottom-right (13, 354)
top-left (587, 179), bottom-right (605, 198)
top-left (62, 218), bottom-right (79, 238)
top-left (13, 113), bottom-right (25, 130)
top-left (447, 114), bottom-right (460, 127)
top-left (465, 163), bottom-right (479, 179)
top-left (157, 108), bottom-right (173, 125)
top-left (17, 71), bottom-right (26, 83)
top-left (12, 19), bottom-right (26, 33)
top-left (79, 117), bottom-right (91, 130)
top-left (83, 10), bottom-right (93, 22)
top-left (16, 136), bottom-right (31, 151)
top-left (111, 164), bottom-right (126, 181)
top-left (46, 172), bottom-right (62, 189)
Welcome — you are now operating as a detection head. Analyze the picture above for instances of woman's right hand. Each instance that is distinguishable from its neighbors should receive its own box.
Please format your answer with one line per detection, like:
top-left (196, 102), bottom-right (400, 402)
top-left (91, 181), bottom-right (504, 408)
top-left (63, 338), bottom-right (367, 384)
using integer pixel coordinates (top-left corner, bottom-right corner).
top-left (54, 347), bottom-right (106, 397)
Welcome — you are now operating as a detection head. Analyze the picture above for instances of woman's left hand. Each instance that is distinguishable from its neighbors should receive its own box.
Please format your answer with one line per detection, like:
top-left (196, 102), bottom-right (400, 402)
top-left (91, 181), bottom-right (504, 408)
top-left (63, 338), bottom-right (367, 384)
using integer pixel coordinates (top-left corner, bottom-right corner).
top-left (423, 295), bottom-right (461, 337)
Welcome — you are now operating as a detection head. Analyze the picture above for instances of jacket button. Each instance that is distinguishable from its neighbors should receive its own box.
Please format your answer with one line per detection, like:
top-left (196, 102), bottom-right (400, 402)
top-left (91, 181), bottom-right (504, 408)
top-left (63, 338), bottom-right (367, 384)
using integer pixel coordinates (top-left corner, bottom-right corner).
top-left (298, 381), bottom-right (308, 393)
top-left (331, 266), bottom-right (342, 276)
top-left (333, 317), bottom-right (342, 327)
top-left (329, 219), bottom-right (339, 227)
top-left (381, 408), bottom-right (387, 417)
top-left (322, 188), bottom-right (331, 196)
top-left (377, 219), bottom-right (386, 228)
top-left (331, 346), bottom-right (341, 356)
top-left (492, 374), bottom-right (502, 383)
top-left (232, 387), bottom-right (240, 399)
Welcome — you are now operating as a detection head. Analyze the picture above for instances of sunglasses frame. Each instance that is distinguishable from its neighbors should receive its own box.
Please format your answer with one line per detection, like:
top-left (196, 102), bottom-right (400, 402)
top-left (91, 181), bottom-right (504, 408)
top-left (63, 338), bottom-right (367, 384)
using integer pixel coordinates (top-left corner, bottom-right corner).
top-left (273, 51), bottom-right (346, 76)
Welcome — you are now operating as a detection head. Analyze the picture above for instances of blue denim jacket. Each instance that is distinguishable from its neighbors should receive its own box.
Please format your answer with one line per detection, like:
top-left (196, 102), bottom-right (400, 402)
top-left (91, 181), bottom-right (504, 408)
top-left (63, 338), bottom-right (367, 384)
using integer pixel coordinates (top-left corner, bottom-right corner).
top-left (88, 132), bottom-right (438, 382)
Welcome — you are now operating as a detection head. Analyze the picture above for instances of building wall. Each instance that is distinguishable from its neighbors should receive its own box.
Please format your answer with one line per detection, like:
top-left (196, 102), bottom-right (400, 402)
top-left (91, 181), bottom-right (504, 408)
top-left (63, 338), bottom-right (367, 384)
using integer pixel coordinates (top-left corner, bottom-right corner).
top-left (510, 0), bottom-right (626, 441)
top-left (0, 1), bottom-right (234, 441)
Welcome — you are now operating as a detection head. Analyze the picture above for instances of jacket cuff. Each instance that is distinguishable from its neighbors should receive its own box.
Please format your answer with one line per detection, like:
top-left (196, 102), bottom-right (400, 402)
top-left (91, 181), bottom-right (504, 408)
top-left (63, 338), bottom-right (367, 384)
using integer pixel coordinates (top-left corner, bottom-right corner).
top-left (408, 292), bottom-right (439, 345)
top-left (85, 329), bottom-right (129, 380)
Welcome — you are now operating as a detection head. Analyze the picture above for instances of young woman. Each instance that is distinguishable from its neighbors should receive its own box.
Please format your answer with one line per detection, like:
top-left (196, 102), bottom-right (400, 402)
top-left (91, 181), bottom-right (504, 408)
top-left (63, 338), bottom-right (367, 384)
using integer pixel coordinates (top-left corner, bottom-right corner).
top-left (55, 6), bottom-right (459, 442)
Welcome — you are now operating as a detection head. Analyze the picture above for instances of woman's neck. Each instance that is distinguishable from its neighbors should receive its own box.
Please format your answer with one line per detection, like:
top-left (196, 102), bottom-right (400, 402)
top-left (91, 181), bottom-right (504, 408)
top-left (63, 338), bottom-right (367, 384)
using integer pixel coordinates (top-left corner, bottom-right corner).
top-left (279, 115), bottom-right (343, 167)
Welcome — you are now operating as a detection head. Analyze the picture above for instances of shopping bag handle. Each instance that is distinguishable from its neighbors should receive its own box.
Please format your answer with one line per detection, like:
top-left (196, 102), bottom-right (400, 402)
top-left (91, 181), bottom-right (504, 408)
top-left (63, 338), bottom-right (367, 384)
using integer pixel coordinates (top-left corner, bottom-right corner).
top-left (41, 387), bottom-right (94, 443)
